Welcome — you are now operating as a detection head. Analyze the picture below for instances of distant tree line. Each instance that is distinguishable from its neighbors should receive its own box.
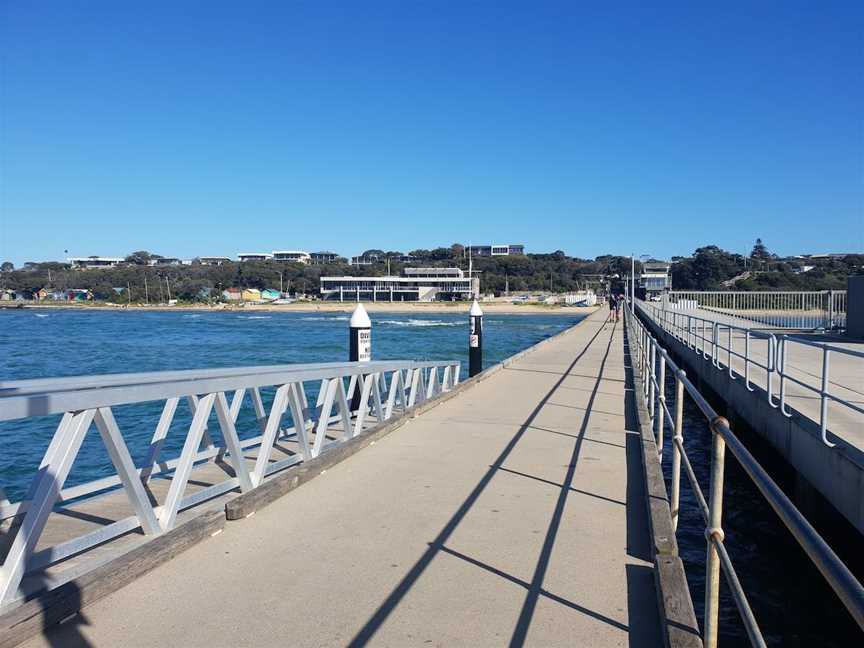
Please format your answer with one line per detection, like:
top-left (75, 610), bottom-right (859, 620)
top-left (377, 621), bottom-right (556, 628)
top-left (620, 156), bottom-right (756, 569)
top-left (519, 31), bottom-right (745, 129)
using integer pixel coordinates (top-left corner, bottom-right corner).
top-left (671, 240), bottom-right (862, 291)
top-left (1, 240), bottom-right (860, 302)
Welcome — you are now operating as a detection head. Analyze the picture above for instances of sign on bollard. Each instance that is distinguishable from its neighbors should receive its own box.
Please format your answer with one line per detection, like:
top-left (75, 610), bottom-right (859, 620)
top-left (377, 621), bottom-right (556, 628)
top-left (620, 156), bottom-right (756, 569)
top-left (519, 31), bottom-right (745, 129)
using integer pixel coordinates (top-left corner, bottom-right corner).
top-left (469, 300), bottom-right (483, 377)
top-left (349, 304), bottom-right (372, 409)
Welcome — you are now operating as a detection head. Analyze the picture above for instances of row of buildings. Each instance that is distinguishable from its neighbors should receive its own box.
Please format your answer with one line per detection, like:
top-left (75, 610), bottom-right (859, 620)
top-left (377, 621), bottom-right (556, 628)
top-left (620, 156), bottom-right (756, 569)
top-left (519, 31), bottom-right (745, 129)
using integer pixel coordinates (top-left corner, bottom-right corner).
top-left (66, 244), bottom-right (526, 270)
top-left (67, 251), bottom-right (341, 269)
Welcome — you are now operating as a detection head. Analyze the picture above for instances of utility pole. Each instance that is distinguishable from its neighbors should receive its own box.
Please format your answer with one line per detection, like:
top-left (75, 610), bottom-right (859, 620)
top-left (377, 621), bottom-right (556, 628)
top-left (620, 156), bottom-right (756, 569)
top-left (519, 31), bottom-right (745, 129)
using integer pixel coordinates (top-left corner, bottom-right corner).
top-left (165, 276), bottom-right (172, 302)
top-left (127, 282), bottom-right (132, 306)
top-left (144, 274), bottom-right (149, 304)
top-left (631, 254), bottom-right (635, 304)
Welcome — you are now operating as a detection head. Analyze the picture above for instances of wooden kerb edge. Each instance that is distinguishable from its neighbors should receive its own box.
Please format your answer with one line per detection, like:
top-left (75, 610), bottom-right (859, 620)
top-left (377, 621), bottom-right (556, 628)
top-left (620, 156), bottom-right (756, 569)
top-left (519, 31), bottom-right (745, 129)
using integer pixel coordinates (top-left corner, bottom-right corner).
top-left (225, 311), bottom-right (598, 520)
top-left (626, 322), bottom-right (703, 648)
top-left (0, 510), bottom-right (225, 648)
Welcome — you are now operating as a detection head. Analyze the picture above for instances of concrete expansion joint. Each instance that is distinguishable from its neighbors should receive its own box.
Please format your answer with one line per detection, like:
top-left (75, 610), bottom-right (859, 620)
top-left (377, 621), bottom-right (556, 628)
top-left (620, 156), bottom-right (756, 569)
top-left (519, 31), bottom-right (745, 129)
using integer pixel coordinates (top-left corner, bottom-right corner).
top-left (704, 526), bottom-right (725, 544)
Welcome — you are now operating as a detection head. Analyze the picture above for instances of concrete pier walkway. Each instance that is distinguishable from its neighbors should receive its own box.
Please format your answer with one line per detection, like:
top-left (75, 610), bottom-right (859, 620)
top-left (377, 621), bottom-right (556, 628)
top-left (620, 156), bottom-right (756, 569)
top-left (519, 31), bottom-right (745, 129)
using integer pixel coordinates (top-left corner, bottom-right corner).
top-left (25, 311), bottom-right (663, 647)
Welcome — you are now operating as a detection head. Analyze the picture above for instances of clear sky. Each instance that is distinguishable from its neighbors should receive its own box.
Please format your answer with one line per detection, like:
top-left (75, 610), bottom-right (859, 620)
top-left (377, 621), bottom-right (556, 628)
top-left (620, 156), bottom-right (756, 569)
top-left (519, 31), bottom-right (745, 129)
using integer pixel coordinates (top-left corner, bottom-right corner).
top-left (1, 1), bottom-right (862, 266)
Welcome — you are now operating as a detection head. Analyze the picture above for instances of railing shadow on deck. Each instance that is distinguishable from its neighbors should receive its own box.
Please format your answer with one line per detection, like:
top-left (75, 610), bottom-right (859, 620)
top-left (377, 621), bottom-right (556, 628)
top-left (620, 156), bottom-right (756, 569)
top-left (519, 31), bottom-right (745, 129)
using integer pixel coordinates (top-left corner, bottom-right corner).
top-left (347, 319), bottom-right (663, 648)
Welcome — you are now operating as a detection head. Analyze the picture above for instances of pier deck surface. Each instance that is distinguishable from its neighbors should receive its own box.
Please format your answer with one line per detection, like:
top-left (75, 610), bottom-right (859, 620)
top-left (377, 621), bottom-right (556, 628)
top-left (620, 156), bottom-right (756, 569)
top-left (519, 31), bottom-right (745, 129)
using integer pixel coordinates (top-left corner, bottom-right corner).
top-left (24, 310), bottom-right (662, 648)
top-left (647, 304), bottom-right (864, 451)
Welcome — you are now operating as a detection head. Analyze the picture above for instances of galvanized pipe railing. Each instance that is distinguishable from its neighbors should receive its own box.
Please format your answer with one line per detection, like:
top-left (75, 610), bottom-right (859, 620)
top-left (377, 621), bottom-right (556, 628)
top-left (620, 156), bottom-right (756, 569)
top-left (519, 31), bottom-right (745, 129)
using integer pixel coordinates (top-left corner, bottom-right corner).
top-left (664, 290), bottom-right (847, 330)
top-left (0, 358), bottom-right (460, 607)
top-left (638, 300), bottom-right (864, 448)
top-left (626, 303), bottom-right (864, 646)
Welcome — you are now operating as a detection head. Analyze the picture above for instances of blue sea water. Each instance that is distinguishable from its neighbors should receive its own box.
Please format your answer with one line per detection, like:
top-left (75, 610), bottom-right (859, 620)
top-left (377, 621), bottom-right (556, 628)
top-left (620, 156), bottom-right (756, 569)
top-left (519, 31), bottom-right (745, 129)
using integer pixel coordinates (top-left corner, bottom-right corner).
top-left (0, 308), bottom-right (584, 501)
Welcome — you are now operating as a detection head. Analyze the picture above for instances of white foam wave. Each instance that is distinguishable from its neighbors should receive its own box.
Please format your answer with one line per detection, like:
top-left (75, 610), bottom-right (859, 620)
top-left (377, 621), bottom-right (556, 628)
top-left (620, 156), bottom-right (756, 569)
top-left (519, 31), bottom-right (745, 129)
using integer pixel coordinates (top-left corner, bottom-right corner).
top-left (238, 315), bottom-right (272, 320)
top-left (300, 316), bottom-right (349, 321)
top-left (376, 319), bottom-right (461, 328)
top-left (34, 313), bottom-right (50, 318)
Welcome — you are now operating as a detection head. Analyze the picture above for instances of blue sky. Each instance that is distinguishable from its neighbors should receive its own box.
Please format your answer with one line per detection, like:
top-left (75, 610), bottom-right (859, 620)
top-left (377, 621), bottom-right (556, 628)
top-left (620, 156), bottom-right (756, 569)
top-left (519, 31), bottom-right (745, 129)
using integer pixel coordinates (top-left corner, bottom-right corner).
top-left (1, 1), bottom-right (862, 266)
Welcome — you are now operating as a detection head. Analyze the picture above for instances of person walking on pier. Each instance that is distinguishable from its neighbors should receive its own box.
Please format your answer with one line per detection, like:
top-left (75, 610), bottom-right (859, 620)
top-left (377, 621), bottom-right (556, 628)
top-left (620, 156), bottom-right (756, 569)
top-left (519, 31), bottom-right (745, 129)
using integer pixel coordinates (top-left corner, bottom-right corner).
top-left (607, 292), bottom-right (617, 322)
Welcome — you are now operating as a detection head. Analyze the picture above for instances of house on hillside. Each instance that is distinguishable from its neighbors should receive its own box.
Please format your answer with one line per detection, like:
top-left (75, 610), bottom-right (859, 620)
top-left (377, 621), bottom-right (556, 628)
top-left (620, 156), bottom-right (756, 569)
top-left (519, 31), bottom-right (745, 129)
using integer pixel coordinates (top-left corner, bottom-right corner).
top-left (272, 251), bottom-right (311, 264)
top-left (199, 256), bottom-right (232, 266)
top-left (68, 256), bottom-right (125, 269)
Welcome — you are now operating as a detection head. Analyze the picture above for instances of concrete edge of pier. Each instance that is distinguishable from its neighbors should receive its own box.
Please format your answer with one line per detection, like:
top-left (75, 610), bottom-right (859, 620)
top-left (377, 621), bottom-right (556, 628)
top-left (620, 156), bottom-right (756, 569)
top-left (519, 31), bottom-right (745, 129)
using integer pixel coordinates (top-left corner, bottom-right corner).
top-left (0, 311), bottom-right (597, 647)
top-left (625, 322), bottom-right (703, 648)
top-left (640, 314), bottom-right (864, 537)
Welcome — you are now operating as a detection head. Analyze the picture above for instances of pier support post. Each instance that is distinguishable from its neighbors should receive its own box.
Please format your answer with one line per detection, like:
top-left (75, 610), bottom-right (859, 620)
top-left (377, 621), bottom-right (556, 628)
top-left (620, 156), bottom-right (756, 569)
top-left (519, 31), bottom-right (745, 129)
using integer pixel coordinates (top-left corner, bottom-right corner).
top-left (349, 304), bottom-right (372, 411)
top-left (469, 300), bottom-right (483, 377)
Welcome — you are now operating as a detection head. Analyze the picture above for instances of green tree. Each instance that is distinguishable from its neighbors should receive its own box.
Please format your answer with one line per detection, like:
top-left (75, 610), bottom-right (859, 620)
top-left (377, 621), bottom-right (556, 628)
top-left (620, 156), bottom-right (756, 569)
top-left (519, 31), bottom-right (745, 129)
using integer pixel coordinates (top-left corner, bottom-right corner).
top-left (125, 251), bottom-right (153, 265)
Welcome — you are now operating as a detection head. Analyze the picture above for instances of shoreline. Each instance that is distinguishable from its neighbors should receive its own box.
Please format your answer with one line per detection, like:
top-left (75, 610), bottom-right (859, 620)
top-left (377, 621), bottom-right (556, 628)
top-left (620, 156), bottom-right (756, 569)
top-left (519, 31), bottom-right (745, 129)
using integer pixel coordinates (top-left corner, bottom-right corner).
top-left (17, 302), bottom-right (598, 316)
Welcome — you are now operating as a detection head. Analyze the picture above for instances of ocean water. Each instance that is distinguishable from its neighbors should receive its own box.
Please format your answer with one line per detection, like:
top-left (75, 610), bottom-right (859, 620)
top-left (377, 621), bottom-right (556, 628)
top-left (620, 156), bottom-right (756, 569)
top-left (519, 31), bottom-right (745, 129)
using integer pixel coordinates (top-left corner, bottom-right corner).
top-left (0, 308), bottom-right (584, 501)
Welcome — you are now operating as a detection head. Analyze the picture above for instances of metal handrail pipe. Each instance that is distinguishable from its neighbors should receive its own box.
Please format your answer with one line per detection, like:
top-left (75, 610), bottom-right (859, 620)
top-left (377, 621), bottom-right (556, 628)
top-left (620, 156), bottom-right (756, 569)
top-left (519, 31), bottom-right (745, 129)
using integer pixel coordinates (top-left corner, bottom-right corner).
top-left (713, 537), bottom-right (767, 648)
top-left (0, 360), bottom-right (431, 397)
top-left (715, 417), bottom-right (864, 629)
top-left (0, 360), bottom-right (458, 422)
top-left (627, 302), bottom-right (864, 639)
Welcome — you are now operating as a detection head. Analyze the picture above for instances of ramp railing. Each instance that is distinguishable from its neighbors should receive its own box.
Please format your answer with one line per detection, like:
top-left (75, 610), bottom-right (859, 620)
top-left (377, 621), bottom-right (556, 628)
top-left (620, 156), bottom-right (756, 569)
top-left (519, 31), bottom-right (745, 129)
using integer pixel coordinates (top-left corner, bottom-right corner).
top-left (626, 303), bottom-right (864, 647)
top-left (637, 300), bottom-right (864, 448)
top-left (664, 290), bottom-right (847, 330)
top-left (0, 359), bottom-right (459, 607)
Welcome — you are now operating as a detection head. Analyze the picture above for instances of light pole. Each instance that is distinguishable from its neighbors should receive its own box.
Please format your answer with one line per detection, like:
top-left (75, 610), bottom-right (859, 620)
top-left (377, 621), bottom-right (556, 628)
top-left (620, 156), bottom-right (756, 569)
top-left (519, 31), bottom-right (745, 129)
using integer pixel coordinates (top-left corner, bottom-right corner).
top-left (631, 253), bottom-right (651, 305)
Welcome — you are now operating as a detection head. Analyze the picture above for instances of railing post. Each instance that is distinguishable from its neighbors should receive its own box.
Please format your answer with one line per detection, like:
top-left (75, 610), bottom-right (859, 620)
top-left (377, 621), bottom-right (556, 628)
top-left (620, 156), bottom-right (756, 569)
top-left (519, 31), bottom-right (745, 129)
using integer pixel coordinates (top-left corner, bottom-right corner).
top-left (648, 341), bottom-right (656, 420)
top-left (655, 354), bottom-right (666, 452)
top-left (819, 347), bottom-right (836, 448)
top-left (671, 370), bottom-right (685, 531)
top-left (704, 416), bottom-right (729, 648)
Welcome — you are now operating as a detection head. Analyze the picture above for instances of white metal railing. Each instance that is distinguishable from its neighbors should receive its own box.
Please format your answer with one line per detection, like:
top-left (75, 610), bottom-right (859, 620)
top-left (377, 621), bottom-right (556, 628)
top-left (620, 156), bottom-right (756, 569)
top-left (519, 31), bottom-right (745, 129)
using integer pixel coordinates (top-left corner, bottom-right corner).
top-left (637, 300), bottom-right (864, 448)
top-left (665, 290), bottom-right (847, 330)
top-left (0, 359), bottom-right (460, 607)
top-left (625, 304), bottom-right (864, 647)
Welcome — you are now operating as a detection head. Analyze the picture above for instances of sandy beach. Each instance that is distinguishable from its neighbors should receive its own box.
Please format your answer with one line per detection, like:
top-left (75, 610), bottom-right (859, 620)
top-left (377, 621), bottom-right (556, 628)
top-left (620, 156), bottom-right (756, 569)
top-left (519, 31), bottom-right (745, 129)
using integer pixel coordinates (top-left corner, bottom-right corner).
top-left (22, 301), bottom-right (598, 316)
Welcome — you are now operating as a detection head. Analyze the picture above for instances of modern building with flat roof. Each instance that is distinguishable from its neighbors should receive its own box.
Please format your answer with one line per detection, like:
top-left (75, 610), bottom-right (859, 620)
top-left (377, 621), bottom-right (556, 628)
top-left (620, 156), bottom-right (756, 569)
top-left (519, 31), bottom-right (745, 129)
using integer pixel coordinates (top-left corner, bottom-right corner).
top-left (148, 257), bottom-right (183, 266)
top-left (272, 251), bottom-right (311, 264)
top-left (320, 268), bottom-right (478, 302)
top-left (199, 256), bottom-right (233, 265)
top-left (310, 251), bottom-right (341, 264)
top-left (638, 261), bottom-right (671, 297)
top-left (68, 256), bottom-right (125, 269)
top-left (469, 244), bottom-right (525, 257)
top-left (238, 253), bottom-right (273, 262)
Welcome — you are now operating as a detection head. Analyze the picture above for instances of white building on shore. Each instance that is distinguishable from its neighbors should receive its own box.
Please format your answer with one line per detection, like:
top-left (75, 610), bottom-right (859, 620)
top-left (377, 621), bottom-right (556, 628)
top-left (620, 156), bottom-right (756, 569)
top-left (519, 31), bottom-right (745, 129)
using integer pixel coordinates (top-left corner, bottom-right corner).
top-left (320, 267), bottom-right (479, 302)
